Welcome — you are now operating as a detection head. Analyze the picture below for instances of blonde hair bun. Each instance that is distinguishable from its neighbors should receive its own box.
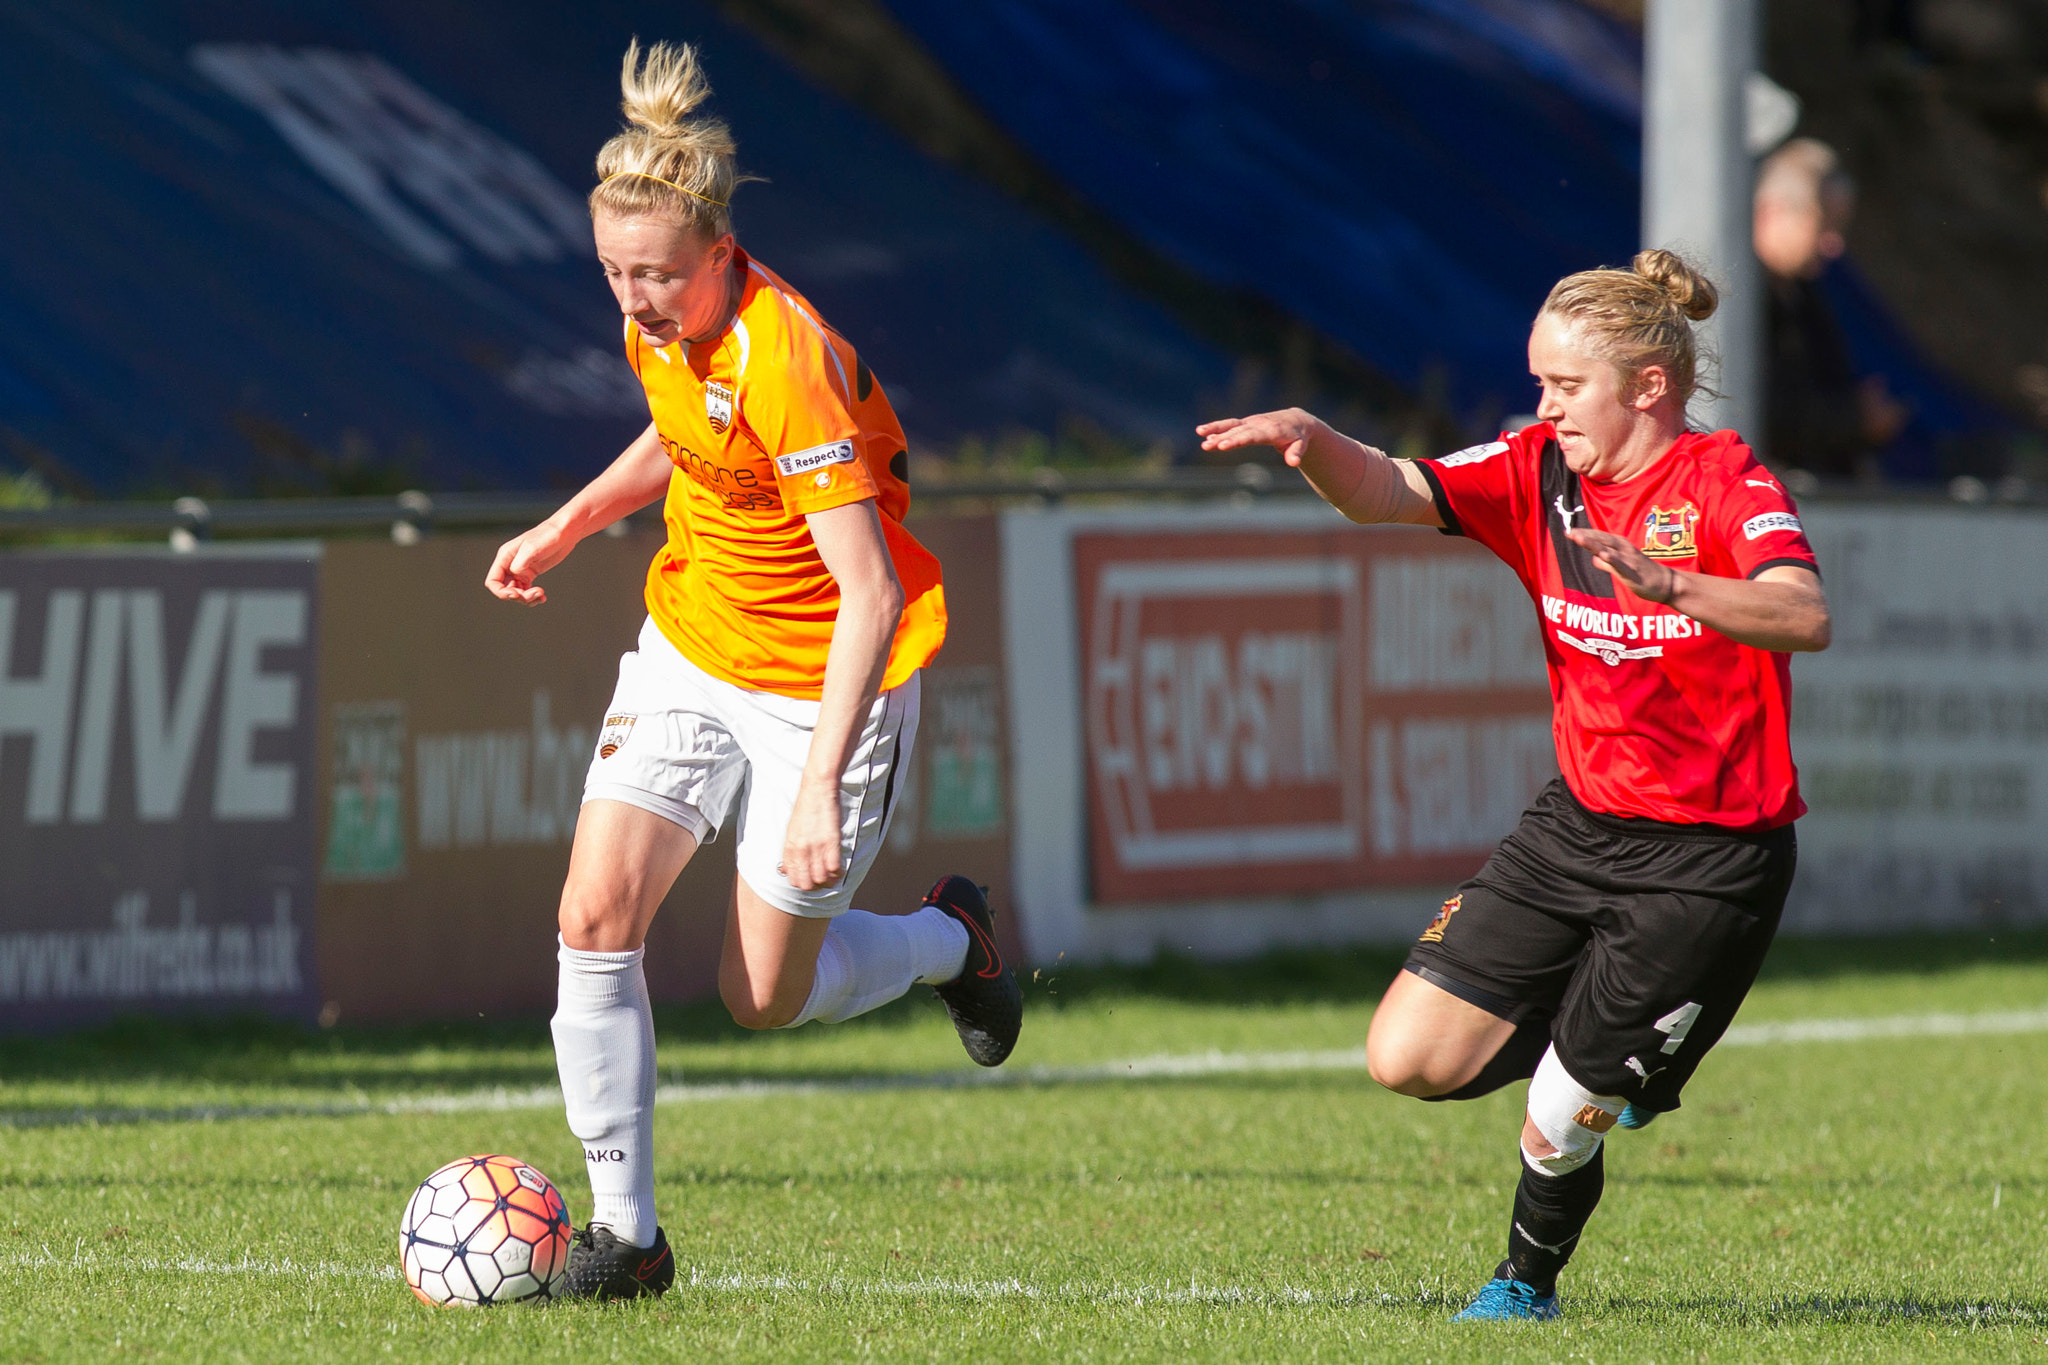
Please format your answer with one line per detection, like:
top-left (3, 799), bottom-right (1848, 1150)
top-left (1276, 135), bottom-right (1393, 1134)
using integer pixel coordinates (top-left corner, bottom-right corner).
top-left (1632, 248), bottom-right (1719, 322)
top-left (619, 39), bottom-right (714, 139)
top-left (590, 39), bottom-right (749, 237)
top-left (1540, 250), bottom-right (1721, 407)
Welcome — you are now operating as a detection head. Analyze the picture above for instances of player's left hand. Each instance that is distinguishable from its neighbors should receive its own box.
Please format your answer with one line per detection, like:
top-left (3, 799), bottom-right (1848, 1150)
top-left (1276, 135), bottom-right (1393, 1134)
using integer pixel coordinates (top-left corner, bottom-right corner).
top-left (780, 774), bottom-right (846, 891)
top-left (1567, 528), bottom-right (1679, 604)
top-left (1196, 409), bottom-right (1325, 466)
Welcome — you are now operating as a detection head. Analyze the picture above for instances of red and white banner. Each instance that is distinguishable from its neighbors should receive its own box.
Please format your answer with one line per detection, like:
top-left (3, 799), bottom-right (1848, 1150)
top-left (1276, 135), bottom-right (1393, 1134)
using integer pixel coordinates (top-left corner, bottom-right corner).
top-left (1076, 528), bottom-right (1554, 903)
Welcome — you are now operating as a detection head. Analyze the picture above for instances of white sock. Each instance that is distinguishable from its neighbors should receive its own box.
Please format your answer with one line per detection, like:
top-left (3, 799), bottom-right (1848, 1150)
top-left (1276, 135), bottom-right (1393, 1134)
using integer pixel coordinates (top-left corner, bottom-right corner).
top-left (780, 906), bottom-right (969, 1028)
top-left (550, 937), bottom-right (658, 1246)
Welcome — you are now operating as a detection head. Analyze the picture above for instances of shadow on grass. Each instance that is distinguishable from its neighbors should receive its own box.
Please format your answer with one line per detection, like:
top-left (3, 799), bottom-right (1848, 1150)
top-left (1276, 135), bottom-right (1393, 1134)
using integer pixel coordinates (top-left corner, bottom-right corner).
top-left (650, 1281), bottom-right (2048, 1329)
top-left (1574, 1290), bottom-right (2048, 1329)
top-left (0, 946), bottom-right (1414, 1089)
top-left (1757, 928), bottom-right (2048, 981)
top-left (2, 930), bottom-right (2044, 1095)
top-left (1017, 926), bottom-right (2048, 1008)
top-left (0, 1052), bottom-right (1405, 1129)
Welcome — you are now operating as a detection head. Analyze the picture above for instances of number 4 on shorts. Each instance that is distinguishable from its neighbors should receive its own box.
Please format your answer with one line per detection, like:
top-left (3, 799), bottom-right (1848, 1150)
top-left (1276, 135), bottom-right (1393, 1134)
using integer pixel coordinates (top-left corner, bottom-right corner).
top-left (1653, 1002), bottom-right (1702, 1055)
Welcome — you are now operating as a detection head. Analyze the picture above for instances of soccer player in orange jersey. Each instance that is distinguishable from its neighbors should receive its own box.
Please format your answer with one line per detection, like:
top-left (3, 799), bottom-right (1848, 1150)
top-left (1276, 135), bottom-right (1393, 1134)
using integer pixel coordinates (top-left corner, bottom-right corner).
top-left (485, 41), bottom-right (1021, 1300)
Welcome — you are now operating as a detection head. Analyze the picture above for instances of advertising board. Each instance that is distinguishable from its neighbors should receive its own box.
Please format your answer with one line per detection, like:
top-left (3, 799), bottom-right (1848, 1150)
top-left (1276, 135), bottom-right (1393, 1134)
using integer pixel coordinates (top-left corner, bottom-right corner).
top-left (313, 516), bottom-right (1014, 1023)
top-left (0, 548), bottom-right (321, 1028)
top-left (1788, 505), bottom-right (2048, 931)
top-left (313, 533), bottom-right (658, 1022)
top-left (12, 498), bottom-right (2026, 1026)
top-left (1075, 527), bottom-right (1553, 904)
top-left (1005, 502), bottom-right (1554, 963)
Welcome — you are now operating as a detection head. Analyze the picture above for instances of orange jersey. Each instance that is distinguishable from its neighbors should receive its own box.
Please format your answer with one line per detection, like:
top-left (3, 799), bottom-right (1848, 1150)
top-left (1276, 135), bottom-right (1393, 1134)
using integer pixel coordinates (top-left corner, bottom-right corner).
top-left (628, 249), bottom-right (946, 700)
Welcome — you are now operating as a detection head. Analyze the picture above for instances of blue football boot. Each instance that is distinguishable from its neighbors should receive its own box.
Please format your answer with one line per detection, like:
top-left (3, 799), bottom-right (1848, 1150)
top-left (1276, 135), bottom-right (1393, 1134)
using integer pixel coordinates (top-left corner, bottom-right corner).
top-left (1617, 1103), bottom-right (1657, 1130)
top-left (1450, 1272), bottom-right (1561, 1322)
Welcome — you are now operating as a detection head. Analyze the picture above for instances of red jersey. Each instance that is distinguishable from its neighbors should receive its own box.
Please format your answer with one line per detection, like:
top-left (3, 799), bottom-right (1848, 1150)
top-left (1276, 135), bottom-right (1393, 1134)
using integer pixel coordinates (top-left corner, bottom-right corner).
top-left (1416, 423), bottom-right (1819, 830)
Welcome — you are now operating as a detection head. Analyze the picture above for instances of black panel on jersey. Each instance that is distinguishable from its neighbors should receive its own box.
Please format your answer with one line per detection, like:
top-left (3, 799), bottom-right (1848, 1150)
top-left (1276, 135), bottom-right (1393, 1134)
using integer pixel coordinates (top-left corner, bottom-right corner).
top-left (1538, 438), bottom-right (1616, 599)
top-left (1414, 460), bottom-right (1465, 538)
top-left (1747, 556), bottom-right (1822, 581)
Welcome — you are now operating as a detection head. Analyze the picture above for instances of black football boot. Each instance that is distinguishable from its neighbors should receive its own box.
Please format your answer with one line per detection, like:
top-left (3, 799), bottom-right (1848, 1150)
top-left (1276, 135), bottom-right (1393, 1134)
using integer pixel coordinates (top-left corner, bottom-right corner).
top-left (925, 875), bottom-right (1023, 1067)
top-left (552, 1223), bottom-right (674, 1301)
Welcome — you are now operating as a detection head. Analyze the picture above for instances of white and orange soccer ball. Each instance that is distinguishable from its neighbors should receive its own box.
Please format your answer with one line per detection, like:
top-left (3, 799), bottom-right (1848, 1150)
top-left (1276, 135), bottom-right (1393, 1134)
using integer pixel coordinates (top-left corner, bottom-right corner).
top-left (399, 1154), bottom-right (573, 1305)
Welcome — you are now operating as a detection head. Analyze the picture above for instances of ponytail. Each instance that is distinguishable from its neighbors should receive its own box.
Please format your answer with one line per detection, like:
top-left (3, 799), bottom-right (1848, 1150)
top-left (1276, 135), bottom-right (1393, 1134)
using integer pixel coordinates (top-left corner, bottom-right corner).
top-left (588, 40), bottom-right (752, 237)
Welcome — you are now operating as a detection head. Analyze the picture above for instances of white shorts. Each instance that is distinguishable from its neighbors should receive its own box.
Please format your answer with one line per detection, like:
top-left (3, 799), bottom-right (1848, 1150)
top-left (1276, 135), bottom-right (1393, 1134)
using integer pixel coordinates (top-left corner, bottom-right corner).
top-left (582, 617), bottom-right (920, 918)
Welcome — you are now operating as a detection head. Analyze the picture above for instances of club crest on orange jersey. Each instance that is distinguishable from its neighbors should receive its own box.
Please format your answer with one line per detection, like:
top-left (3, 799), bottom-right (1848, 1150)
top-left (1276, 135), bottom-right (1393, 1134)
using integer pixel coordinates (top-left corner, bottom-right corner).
top-left (1641, 504), bottom-right (1699, 559)
top-left (705, 380), bottom-right (734, 434)
top-left (1420, 894), bottom-right (1461, 943)
top-left (598, 714), bottom-right (636, 759)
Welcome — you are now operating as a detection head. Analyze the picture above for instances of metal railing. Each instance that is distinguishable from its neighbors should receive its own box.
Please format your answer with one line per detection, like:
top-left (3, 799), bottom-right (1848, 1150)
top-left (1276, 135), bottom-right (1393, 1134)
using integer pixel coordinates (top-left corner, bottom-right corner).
top-left (0, 465), bottom-right (1301, 546)
top-left (0, 465), bottom-right (2036, 547)
top-left (0, 490), bottom-right (544, 544)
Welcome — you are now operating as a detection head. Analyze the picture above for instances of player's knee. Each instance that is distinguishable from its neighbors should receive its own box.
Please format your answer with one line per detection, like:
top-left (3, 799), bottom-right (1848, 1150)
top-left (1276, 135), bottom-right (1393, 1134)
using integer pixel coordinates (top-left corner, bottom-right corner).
top-left (1521, 1045), bottom-right (1625, 1176)
top-left (718, 985), bottom-right (785, 1031)
top-left (726, 1004), bottom-right (791, 1030)
top-left (1364, 1046), bottom-right (1435, 1096)
top-left (1364, 1026), bottom-right (1460, 1097)
top-left (557, 887), bottom-right (636, 953)
top-left (718, 976), bottom-right (801, 1030)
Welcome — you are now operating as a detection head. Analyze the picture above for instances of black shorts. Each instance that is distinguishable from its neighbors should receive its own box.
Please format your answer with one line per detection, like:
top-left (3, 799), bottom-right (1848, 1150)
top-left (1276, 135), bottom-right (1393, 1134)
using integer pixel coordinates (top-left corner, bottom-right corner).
top-left (1404, 778), bottom-right (1796, 1111)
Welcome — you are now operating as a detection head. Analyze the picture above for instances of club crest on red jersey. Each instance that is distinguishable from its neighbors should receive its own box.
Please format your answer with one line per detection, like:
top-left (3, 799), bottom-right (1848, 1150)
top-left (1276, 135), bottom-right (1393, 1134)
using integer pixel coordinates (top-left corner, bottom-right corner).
top-left (1419, 894), bottom-right (1462, 943)
top-left (1640, 504), bottom-right (1699, 559)
top-left (705, 380), bottom-right (734, 434)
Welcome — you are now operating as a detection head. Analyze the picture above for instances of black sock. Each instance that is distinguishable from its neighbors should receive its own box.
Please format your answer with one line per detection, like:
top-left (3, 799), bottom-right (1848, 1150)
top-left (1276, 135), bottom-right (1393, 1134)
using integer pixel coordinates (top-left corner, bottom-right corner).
top-left (1420, 1018), bottom-right (1550, 1102)
top-left (1502, 1145), bottom-right (1605, 1295)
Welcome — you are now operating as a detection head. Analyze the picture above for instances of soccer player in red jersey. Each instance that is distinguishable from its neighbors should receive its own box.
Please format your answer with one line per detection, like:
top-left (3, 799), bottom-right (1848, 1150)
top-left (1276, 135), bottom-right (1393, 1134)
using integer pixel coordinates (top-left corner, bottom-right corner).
top-left (1200, 250), bottom-right (1831, 1322)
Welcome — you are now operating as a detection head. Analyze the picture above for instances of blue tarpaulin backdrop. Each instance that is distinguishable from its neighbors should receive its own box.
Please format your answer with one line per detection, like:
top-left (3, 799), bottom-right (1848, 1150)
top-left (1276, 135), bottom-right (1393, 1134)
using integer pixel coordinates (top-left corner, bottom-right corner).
top-left (885, 0), bottom-right (2002, 476)
top-left (887, 0), bottom-right (1645, 421)
top-left (0, 0), bottom-right (1232, 493)
top-left (0, 0), bottom-right (2000, 494)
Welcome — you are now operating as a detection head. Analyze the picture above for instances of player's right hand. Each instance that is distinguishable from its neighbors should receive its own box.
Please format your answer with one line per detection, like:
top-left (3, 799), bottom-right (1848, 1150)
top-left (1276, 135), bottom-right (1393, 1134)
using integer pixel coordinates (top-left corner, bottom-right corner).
top-left (485, 522), bottom-right (573, 605)
top-left (1196, 408), bottom-right (1325, 466)
top-left (779, 773), bottom-right (846, 891)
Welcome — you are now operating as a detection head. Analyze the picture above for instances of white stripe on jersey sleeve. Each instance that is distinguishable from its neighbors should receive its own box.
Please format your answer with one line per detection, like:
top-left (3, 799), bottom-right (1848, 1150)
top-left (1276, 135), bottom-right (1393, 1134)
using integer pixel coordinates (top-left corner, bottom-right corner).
top-left (1437, 440), bottom-right (1509, 468)
top-left (750, 261), bottom-right (850, 404)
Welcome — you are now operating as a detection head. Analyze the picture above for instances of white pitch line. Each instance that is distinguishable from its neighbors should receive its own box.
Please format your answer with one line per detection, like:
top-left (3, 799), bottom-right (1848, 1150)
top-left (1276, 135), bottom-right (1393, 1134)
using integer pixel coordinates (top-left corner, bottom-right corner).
top-left (7, 1009), bottom-right (2048, 1128)
top-left (1, 1247), bottom-right (1383, 1309)
top-left (0, 1248), bottom-right (396, 1280)
top-left (682, 1268), bottom-right (1392, 1308)
top-left (648, 1047), bottom-right (1378, 1105)
top-left (1, 1248), bottom-right (1380, 1307)
top-left (1718, 1008), bottom-right (2048, 1047)
top-left (348, 1051), bottom-right (1381, 1116)
top-left (14, 1253), bottom-right (2048, 1326)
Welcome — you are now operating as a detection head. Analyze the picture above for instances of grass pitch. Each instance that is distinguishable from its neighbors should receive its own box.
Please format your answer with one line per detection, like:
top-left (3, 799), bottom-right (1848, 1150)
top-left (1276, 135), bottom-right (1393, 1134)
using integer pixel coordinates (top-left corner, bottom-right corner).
top-left (2, 933), bottom-right (2046, 1363)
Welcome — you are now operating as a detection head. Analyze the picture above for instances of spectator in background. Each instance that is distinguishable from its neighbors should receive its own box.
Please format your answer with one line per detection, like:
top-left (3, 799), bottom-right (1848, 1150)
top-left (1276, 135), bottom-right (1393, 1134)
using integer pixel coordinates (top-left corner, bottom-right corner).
top-left (1755, 138), bottom-right (1908, 481)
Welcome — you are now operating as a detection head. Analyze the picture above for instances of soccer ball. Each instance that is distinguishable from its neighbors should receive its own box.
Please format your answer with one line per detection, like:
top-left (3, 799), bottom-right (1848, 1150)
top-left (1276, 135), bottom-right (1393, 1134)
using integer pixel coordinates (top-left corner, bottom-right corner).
top-left (399, 1154), bottom-right (573, 1305)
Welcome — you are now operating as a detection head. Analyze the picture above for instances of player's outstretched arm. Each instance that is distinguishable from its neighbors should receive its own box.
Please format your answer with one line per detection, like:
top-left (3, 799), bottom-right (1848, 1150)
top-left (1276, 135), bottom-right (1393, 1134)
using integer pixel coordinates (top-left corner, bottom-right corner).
top-left (485, 422), bottom-right (673, 606)
top-left (1568, 529), bottom-right (1832, 652)
top-left (1197, 408), bottom-right (1443, 527)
